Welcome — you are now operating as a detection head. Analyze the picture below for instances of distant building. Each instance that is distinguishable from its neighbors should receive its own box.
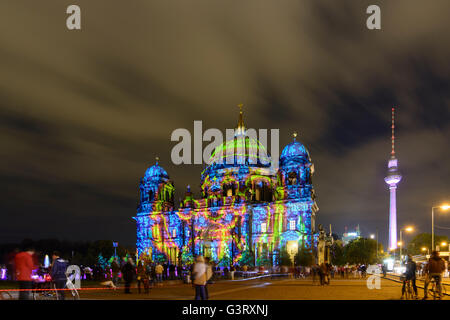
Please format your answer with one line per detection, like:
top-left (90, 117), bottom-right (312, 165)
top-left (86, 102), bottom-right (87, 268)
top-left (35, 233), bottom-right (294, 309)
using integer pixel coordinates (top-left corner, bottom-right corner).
top-left (342, 225), bottom-right (361, 245)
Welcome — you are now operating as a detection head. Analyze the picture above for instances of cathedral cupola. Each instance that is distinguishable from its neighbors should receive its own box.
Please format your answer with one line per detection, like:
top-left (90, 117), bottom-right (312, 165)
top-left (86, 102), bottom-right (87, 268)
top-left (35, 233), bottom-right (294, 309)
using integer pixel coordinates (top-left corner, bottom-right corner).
top-left (138, 157), bottom-right (174, 212)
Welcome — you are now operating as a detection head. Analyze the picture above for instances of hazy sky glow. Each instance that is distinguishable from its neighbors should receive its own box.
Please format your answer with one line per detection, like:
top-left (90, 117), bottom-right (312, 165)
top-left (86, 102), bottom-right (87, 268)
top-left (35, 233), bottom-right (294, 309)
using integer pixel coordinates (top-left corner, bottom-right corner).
top-left (0, 0), bottom-right (449, 247)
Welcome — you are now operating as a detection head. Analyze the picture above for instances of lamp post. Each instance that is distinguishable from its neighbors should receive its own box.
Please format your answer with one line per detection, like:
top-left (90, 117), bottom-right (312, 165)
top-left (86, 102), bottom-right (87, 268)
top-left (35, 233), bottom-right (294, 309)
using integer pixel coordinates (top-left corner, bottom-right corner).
top-left (399, 226), bottom-right (414, 263)
top-left (113, 241), bottom-right (118, 258)
top-left (432, 204), bottom-right (450, 251)
top-left (370, 231), bottom-right (379, 260)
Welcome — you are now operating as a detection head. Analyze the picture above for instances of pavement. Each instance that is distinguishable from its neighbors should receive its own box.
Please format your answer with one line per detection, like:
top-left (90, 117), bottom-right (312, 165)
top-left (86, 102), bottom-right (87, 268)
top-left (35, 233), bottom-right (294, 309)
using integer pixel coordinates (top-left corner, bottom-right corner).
top-left (74, 277), bottom-right (448, 300)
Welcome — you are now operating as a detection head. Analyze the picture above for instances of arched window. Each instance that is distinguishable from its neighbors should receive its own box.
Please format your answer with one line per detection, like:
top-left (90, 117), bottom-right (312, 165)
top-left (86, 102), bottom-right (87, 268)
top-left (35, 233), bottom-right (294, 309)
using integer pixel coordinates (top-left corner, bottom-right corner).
top-left (288, 172), bottom-right (298, 185)
top-left (148, 190), bottom-right (153, 202)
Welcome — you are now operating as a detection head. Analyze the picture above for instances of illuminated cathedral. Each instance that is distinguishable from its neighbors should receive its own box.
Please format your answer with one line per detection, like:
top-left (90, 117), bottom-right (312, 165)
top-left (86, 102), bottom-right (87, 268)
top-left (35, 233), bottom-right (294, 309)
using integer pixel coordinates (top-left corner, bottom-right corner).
top-left (134, 108), bottom-right (319, 266)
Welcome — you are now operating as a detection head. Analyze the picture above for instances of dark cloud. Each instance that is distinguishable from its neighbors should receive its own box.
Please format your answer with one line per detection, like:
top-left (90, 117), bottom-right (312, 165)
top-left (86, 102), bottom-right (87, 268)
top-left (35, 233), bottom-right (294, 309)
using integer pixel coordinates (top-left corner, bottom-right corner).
top-left (0, 0), bottom-right (449, 247)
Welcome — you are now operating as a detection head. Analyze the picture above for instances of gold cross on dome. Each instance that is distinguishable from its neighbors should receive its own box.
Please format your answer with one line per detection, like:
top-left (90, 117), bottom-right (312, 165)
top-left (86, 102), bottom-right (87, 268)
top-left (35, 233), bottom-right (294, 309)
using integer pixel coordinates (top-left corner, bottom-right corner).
top-left (238, 103), bottom-right (243, 112)
top-left (293, 132), bottom-right (298, 138)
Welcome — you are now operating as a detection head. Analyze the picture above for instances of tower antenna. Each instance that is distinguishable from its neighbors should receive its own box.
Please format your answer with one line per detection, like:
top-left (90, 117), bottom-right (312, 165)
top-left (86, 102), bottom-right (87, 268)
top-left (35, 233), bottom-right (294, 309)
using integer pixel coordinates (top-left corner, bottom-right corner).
top-left (391, 107), bottom-right (395, 157)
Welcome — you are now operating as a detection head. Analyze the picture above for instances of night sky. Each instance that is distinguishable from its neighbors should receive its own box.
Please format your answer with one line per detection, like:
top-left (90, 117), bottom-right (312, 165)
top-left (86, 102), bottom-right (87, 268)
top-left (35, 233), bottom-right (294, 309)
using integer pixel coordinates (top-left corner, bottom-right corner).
top-left (1, 1), bottom-right (449, 248)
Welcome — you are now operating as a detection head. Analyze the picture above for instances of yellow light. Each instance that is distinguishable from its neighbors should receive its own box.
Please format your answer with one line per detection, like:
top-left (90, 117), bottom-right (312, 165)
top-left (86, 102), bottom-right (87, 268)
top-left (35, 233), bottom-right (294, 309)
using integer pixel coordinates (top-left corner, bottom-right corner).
top-left (441, 242), bottom-right (448, 247)
top-left (421, 247), bottom-right (427, 251)
top-left (404, 226), bottom-right (414, 232)
top-left (370, 234), bottom-right (375, 239)
top-left (441, 204), bottom-right (450, 210)
top-left (397, 241), bottom-right (403, 246)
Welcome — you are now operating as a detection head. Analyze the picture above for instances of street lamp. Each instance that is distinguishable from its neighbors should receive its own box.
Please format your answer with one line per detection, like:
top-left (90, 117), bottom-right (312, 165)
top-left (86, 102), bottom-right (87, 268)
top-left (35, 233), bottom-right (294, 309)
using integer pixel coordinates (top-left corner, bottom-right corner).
top-left (421, 247), bottom-right (430, 256)
top-left (399, 226), bottom-right (414, 262)
top-left (432, 204), bottom-right (450, 251)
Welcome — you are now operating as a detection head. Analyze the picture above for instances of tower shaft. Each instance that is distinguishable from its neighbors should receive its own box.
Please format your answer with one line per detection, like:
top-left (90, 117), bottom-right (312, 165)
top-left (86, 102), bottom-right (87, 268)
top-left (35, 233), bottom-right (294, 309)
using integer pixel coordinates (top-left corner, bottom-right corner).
top-left (388, 185), bottom-right (398, 250)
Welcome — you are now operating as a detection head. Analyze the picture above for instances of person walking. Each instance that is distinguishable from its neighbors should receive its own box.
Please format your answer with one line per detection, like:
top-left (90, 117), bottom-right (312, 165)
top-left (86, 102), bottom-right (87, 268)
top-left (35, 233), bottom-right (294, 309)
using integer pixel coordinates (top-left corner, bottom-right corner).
top-left (192, 256), bottom-right (207, 300)
top-left (121, 258), bottom-right (135, 294)
top-left (50, 251), bottom-right (68, 300)
top-left (14, 247), bottom-right (36, 300)
top-left (423, 251), bottom-right (446, 300)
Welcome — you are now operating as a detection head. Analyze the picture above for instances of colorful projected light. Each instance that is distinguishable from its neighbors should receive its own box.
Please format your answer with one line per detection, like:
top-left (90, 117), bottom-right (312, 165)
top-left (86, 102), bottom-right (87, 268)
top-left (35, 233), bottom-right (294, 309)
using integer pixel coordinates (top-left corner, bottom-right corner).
top-left (134, 107), bottom-right (319, 266)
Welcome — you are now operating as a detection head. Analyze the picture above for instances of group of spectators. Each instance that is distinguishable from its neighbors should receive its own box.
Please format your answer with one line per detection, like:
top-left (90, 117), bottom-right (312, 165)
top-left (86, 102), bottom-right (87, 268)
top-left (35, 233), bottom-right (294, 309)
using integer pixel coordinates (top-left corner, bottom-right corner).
top-left (9, 247), bottom-right (69, 300)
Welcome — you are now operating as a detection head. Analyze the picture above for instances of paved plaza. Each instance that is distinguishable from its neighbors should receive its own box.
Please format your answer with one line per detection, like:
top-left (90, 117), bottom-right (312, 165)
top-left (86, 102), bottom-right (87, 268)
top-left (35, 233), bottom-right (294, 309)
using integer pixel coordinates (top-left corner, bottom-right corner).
top-left (74, 277), bottom-right (448, 300)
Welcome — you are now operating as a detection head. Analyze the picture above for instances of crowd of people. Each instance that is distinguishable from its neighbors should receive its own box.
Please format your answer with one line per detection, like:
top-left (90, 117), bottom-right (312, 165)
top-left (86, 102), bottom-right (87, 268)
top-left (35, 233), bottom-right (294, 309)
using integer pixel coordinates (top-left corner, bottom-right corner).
top-left (3, 245), bottom-right (449, 300)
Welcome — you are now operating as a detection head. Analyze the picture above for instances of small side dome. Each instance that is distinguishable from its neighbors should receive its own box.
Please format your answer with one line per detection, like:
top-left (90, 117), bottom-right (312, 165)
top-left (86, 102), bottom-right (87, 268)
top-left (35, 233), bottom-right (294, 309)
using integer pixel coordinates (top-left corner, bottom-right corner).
top-left (280, 135), bottom-right (310, 166)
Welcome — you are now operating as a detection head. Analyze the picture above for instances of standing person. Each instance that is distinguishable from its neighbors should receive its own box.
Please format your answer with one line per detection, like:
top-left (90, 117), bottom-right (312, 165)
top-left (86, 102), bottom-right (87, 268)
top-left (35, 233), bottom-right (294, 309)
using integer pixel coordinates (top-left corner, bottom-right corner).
top-left (50, 251), bottom-right (68, 300)
top-left (121, 258), bottom-right (135, 294)
top-left (111, 258), bottom-right (120, 286)
top-left (136, 260), bottom-right (149, 294)
top-left (14, 247), bottom-right (36, 300)
top-left (423, 251), bottom-right (446, 300)
top-left (150, 263), bottom-right (156, 287)
top-left (192, 256), bottom-right (207, 300)
top-left (319, 262), bottom-right (328, 286)
top-left (401, 254), bottom-right (418, 299)
top-left (163, 262), bottom-right (168, 280)
top-left (155, 262), bottom-right (164, 286)
top-left (169, 263), bottom-right (176, 280)
top-left (204, 257), bottom-right (213, 300)
top-left (381, 264), bottom-right (387, 277)
top-left (311, 264), bottom-right (317, 283)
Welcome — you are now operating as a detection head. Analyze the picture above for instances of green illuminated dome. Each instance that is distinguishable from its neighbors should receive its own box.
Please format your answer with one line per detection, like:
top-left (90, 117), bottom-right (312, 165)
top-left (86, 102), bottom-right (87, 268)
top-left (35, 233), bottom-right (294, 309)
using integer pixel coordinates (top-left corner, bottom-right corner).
top-left (201, 105), bottom-right (272, 178)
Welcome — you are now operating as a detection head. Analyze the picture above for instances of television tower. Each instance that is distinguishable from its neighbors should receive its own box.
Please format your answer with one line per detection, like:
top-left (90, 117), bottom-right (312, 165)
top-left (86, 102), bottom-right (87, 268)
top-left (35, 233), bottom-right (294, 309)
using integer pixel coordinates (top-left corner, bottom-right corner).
top-left (384, 107), bottom-right (402, 251)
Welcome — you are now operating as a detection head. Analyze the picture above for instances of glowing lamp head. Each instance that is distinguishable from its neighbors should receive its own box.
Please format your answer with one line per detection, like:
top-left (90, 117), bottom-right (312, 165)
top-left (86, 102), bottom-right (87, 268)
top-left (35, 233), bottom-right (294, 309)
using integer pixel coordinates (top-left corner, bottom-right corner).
top-left (441, 242), bottom-right (448, 247)
top-left (397, 241), bottom-right (403, 246)
top-left (440, 204), bottom-right (450, 210)
top-left (404, 226), bottom-right (414, 233)
top-left (370, 234), bottom-right (375, 239)
top-left (421, 247), bottom-right (427, 252)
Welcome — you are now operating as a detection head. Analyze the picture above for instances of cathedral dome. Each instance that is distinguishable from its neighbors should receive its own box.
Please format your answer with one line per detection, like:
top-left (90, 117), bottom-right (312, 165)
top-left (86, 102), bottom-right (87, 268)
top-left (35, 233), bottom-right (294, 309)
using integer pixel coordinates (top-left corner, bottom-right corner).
top-left (144, 160), bottom-right (169, 180)
top-left (280, 136), bottom-right (310, 166)
top-left (209, 136), bottom-right (271, 167)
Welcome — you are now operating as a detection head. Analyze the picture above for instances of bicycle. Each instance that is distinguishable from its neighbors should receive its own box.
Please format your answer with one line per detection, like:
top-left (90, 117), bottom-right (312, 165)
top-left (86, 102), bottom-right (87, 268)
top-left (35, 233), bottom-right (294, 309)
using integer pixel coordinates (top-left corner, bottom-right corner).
top-left (428, 276), bottom-right (447, 300)
top-left (32, 281), bottom-right (58, 300)
top-left (65, 278), bottom-right (80, 300)
top-left (403, 279), bottom-right (413, 300)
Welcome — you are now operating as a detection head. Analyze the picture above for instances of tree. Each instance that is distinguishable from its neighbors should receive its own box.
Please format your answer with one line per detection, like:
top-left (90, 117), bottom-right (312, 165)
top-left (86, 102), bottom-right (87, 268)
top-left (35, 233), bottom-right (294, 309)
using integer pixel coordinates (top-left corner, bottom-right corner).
top-left (238, 248), bottom-right (255, 267)
top-left (181, 247), bottom-right (194, 266)
top-left (407, 233), bottom-right (450, 255)
top-left (97, 253), bottom-right (108, 269)
top-left (257, 247), bottom-right (271, 267)
top-left (278, 247), bottom-right (292, 267)
top-left (329, 240), bottom-right (346, 266)
top-left (295, 247), bottom-right (313, 266)
top-left (218, 254), bottom-right (231, 267)
top-left (345, 238), bottom-right (378, 265)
